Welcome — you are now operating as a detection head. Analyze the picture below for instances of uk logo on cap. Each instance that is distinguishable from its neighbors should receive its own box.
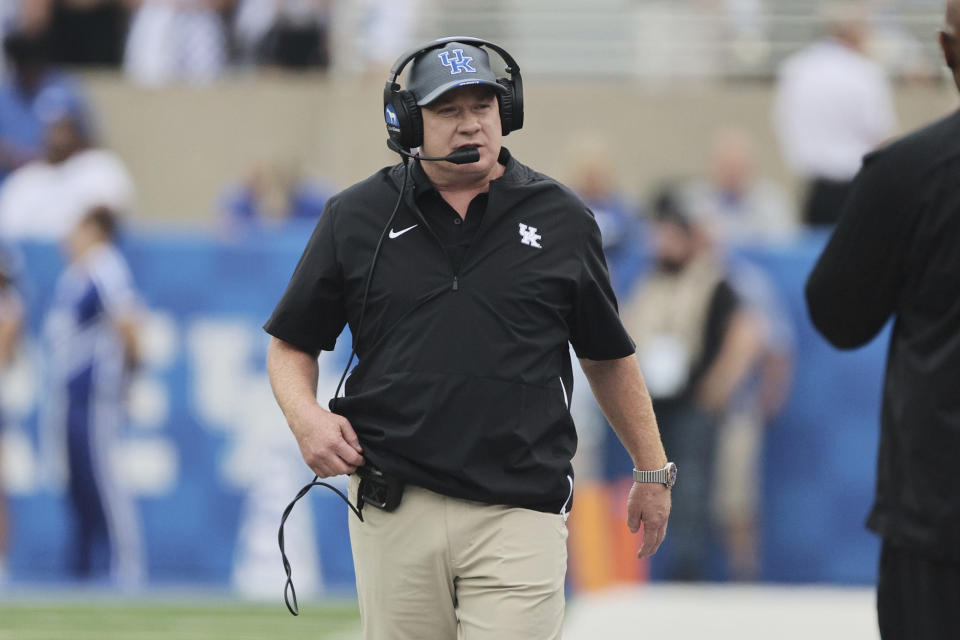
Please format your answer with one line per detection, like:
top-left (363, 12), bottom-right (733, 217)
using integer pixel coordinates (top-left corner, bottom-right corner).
top-left (438, 49), bottom-right (475, 75)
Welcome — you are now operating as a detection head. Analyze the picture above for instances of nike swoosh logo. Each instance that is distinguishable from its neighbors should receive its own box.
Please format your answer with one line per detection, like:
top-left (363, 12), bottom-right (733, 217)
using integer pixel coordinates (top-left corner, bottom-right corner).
top-left (389, 224), bottom-right (418, 239)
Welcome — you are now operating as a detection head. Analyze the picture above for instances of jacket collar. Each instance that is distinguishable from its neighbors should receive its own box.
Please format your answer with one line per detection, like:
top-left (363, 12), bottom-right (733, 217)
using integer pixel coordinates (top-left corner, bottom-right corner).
top-left (390, 146), bottom-right (543, 245)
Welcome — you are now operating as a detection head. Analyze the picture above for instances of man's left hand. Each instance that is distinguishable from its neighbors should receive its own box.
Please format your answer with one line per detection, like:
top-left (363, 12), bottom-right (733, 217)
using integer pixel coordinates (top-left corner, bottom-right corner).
top-left (626, 481), bottom-right (671, 558)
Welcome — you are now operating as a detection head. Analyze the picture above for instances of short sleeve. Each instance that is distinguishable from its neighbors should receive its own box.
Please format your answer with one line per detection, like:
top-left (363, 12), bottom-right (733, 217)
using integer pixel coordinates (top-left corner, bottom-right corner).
top-left (568, 211), bottom-right (636, 360)
top-left (89, 247), bottom-right (138, 318)
top-left (703, 280), bottom-right (739, 357)
top-left (264, 203), bottom-right (346, 353)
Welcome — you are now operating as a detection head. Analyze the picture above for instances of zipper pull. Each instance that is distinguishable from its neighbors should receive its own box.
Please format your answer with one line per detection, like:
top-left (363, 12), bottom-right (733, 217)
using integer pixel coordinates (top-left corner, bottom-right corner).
top-left (452, 276), bottom-right (459, 291)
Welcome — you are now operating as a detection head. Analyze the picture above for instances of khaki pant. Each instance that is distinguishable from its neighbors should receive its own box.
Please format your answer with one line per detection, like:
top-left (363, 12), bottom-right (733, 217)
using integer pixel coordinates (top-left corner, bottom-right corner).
top-left (348, 475), bottom-right (568, 640)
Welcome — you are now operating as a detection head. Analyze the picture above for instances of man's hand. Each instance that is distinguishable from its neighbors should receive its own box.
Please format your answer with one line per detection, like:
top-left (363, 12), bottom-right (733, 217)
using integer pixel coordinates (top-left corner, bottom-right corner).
top-left (289, 403), bottom-right (365, 478)
top-left (626, 481), bottom-right (671, 558)
top-left (266, 337), bottom-right (365, 478)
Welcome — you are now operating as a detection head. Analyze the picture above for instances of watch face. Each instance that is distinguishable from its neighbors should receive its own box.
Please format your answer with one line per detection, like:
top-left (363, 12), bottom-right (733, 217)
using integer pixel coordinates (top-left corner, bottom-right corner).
top-left (666, 462), bottom-right (677, 487)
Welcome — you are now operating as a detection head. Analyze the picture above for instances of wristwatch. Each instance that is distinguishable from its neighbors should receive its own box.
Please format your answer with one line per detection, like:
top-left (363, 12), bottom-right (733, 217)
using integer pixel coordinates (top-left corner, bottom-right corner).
top-left (633, 462), bottom-right (677, 488)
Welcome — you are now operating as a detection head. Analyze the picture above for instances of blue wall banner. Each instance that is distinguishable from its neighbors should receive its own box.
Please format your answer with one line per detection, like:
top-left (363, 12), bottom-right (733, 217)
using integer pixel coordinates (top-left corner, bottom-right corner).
top-left (1, 229), bottom-right (887, 590)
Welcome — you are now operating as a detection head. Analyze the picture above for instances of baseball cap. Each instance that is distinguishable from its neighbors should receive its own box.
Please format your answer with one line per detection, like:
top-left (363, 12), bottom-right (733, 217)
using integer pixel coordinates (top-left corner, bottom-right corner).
top-left (407, 42), bottom-right (507, 106)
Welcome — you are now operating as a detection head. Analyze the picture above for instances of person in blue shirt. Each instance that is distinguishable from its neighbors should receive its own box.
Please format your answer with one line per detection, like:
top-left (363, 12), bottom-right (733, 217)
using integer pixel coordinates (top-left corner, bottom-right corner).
top-left (565, 141), bottom-right (647, 298)
top-left (218, 161), bottom-right (330, 235)
top-left (0, 30), bottom-right (94, 184)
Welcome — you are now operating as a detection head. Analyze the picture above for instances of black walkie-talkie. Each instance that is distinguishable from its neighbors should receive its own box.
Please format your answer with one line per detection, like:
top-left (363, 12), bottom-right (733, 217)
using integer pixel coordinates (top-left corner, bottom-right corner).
top-left (356, 464), bottom-right (405, 512)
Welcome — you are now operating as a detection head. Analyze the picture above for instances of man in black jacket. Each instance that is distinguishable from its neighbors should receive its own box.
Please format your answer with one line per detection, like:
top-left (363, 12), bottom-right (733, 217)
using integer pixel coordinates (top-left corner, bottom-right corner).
top-left (806, 3), bottom-right (960, 637)
top-left (265, 38), bottom-right (672, 639)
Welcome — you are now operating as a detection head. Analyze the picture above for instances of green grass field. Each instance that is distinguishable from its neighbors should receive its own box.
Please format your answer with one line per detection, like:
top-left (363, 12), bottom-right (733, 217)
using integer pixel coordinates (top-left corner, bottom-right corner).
top-left (0, 601), bottom-right (362, 640)
top-left (0, 586), bottom-right (882, 640)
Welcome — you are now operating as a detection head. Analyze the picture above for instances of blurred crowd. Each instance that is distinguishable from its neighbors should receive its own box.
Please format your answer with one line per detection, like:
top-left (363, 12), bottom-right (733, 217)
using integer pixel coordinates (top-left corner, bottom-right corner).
top-left (0, 0), bottom-right (433, 84)
top-left (0, 1), bottom-right (944, 83)
top-left (0, 0), bottom-right (920, 587)
top-left (0, 0), bottom-right (335, 83)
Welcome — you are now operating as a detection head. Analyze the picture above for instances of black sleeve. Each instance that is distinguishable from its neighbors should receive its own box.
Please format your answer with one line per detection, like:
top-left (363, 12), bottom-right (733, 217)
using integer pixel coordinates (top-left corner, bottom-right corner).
top-left (568, 210), bottom-right (636, 360)
top-left (805, 149), bottom-right (915, 349)
top-left (696, 280), bottom-right (739, 378)
top-left (264, 201), bottom-right (347, 353)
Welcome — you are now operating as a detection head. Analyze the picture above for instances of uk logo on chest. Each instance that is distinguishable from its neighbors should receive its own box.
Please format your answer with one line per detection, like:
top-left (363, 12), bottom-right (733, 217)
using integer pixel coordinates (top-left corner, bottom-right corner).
top-left (518, 223), bottom-right (542, 249)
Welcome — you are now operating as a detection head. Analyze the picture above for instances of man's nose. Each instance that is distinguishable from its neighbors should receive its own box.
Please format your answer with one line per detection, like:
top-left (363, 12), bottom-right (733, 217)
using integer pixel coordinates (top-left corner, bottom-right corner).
top-left (458, 114), bottom-right (482, 132)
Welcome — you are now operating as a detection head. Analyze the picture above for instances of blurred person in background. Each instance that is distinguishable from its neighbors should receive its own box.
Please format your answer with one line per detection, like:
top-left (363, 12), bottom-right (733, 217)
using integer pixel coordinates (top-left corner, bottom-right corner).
top-left (354, 0), bottom-right (422, 77)
top-left (773, 2), bottom-right (897, 227)
top-left (0, 29), bottom-right (94, 184)
top-left (217, 159), bottom-right (329, 234)
top-left (0, 103), bottom-right (134, 242)
top-left (806, 1), bottom-right (960, 635)
top-left (711, 263), bottom-right (793, 581)
top-left (623, 187), bottom-right (763, 581)
top-left (124, 0), bottom-right (232, 86)
top-left (682, 126), bottom-right (797, 579)
top-left (23, 0), bottom-right (128, 67)
top-left (0, 251), bottom-right (23, 582)
top-left (233, 0), bottom-right (331, 71)
top-left (266, 38), bottom-right (672, 638)
top-left (0, 1), bottom-right (21, 77)
top-left (43, 206), bottom-right (143, 588)
top-left (682, 127), bottom-right (797, 245)
top-left (565, 136), bottom-right (646, 297)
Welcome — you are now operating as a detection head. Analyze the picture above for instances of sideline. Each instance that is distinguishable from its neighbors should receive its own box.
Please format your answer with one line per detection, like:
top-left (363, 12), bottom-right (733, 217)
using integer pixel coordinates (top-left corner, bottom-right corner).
top-left (563, 583), bottom-right (878, 639)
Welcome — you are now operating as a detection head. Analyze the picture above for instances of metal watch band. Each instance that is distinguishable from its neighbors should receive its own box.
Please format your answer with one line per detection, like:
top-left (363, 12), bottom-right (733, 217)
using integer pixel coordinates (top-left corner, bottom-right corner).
top-left (632, 468), bottom-right (666, 484)
top-left (633, 462), bottom-right (677, 487)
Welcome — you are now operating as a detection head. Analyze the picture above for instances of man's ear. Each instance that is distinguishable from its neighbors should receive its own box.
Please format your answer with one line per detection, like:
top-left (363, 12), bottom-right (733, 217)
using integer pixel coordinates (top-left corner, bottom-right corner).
top-left (939, 31), bottom-right (957, 71)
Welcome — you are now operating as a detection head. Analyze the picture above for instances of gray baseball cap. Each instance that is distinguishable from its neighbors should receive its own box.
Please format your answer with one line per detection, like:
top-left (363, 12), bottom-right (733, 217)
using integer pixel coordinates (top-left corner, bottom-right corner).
top-left (407, 42), bottom-right (507, 106)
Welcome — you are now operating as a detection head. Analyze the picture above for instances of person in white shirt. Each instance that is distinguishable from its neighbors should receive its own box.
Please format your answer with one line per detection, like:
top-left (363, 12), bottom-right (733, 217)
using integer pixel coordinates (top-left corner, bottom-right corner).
top-left (0, 106), bottom-right (134, 242)
top-left (772, 3), bottom-right (897, 227)
top-left (123, 0), bottom-right (231, 86)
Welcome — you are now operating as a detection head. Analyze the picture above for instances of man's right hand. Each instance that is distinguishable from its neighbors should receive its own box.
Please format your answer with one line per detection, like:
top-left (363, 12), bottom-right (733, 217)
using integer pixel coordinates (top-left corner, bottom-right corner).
top-left (289, 404), bottom-right (365, 478)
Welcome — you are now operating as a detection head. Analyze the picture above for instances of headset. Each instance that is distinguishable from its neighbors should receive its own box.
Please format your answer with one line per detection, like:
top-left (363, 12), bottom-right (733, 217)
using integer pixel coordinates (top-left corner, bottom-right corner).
top-left (383, 36), bottom-right (524, 151)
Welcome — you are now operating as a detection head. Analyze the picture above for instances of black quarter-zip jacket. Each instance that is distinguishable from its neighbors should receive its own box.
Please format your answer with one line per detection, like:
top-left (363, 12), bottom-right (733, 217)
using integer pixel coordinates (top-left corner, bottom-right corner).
top-left (266, 148), bottom-right (635, 513)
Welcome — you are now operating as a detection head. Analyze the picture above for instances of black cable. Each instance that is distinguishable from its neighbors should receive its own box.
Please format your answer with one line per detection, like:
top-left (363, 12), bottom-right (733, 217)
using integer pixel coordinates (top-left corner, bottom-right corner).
top-left (278, 476), bottom-right (364, 616)
top-left (331, 157), bottom-right (411, 405)
top-left (279, 158), bottom-right (411, 616)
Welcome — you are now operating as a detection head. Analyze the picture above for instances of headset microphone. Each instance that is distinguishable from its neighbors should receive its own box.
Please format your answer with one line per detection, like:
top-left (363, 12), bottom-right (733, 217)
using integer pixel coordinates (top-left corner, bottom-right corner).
top-left (386, 139), bottom-right (480, 165)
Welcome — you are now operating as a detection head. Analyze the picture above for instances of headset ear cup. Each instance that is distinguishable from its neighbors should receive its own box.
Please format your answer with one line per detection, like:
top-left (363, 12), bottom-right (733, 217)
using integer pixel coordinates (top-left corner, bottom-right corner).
top-left (509, 73), bottom-right (523, 132)
top-left (496, 76), bottom-right (523, 135)
top-left (496, 78), bottom-right (514, 136)
top-left (391, 90), bottom-right (423, 149)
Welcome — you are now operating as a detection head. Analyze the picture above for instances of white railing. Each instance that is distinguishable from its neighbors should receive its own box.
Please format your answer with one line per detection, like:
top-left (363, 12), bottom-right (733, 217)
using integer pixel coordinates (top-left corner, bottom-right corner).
top-left (332, 0), bottom-right (944, 80)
